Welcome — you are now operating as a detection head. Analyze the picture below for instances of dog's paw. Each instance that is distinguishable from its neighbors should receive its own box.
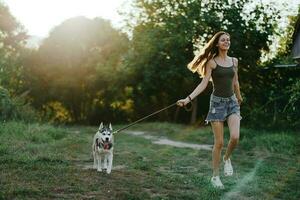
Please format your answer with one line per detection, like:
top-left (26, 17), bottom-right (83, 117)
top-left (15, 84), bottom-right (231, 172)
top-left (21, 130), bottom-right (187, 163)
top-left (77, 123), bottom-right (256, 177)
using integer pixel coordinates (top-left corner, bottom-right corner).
top-left (97, 168), bottom-right (102, 172)
top-left (93, 165), bottom-right (97, 169)
top-left (106, 169), bottom-right (111, 174)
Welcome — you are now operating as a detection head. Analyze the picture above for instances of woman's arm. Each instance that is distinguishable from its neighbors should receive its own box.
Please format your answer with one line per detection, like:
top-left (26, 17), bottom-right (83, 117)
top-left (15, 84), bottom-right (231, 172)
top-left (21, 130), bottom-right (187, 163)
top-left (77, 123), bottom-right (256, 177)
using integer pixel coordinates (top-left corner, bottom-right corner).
top-left (177, 60), bottom-right (214, 106)
top-left (189, 66), bottom-right (212, 100)
top-left (233, 58), bottom-right (243, 105)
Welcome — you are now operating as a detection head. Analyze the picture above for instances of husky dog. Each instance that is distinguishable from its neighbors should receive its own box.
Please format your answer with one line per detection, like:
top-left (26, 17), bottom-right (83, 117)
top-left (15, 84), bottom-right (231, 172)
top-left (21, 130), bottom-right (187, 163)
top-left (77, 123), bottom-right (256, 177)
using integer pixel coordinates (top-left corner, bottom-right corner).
top-left (92, 122), bottom-right (114, 174)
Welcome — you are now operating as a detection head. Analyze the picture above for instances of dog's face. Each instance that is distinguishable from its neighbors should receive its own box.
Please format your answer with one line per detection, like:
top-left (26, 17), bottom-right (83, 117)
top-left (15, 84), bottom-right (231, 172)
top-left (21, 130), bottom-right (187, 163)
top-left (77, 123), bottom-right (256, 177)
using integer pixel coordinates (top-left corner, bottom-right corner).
top-left (99, 123), bottom-right (113, 142)
top-left (96, 122), bottom-right (113, 150)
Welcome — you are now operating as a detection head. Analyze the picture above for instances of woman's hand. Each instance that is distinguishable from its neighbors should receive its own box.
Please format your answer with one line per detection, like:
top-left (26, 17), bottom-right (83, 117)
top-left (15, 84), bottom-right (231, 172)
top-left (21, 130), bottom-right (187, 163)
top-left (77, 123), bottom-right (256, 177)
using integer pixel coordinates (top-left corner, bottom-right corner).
top-left (177, 97), bottom-right (190, 107)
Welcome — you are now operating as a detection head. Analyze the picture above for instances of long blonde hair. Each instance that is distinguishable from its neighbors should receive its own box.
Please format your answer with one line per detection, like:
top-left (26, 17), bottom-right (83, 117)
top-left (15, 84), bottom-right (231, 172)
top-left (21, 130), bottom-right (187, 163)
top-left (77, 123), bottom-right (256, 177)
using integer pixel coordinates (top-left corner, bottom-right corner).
top-left (187, 31), bottom-right (230, 77)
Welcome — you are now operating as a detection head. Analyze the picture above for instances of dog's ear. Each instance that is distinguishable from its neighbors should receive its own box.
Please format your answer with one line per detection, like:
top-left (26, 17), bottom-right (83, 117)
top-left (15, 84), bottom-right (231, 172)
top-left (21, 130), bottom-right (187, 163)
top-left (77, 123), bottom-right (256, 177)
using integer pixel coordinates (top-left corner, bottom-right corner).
top-left (109, 123), bottom-right (112, 131)
top-left (99, 122), bottom-right (103, 130)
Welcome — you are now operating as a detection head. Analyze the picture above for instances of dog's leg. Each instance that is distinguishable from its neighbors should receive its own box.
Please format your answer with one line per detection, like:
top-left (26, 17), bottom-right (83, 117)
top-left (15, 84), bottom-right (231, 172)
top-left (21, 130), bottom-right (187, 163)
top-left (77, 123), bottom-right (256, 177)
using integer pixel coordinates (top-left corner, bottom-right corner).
top-left (97, 153), bottom-right (102, 172)
top-left (107, 152), bottom-right (113, 174)
top-left (93, 147), bottom-right (97, 169)
top-left (103, 154), bottom-right (108, 170)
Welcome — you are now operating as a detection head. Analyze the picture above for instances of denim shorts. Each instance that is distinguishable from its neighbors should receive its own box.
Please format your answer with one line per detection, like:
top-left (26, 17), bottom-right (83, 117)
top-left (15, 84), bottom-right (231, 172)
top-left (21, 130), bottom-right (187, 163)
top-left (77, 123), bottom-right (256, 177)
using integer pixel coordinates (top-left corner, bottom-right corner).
top-left (205, 94), bottom-right (242, 124)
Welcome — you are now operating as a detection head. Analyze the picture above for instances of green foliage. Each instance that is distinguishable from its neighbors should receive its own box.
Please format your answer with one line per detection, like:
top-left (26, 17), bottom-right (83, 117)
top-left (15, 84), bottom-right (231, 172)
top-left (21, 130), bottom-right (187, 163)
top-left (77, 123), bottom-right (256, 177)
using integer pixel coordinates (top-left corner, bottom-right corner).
top-left (41, 101), bottom-right (72, 124)
top-left (0, 86), bottom-right (13, 120)
top-left (0, 3), bottom-right (35, 123)
top-left (0, 3), bottom-right (27, 93)
top-left (0, 86), bottom-right (37, 122)
top-left (242, 7), bottom-right (300, 129)
top-left (23, 16), bottom-right (129, 123)
top-left (124, 0), bottom-right (280, 123)
top-left (285, 79), bottom-right (300, 112)
top-left (1, 0), bottom-right (298, 129)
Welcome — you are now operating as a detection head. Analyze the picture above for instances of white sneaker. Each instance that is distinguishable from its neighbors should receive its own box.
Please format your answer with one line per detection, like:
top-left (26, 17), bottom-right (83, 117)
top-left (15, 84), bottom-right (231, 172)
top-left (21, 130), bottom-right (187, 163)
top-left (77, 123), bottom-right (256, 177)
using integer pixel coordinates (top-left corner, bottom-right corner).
top-left (223, 156), bottom-right (233, 176)
top-left (211, 176), bottom-right (225, 189)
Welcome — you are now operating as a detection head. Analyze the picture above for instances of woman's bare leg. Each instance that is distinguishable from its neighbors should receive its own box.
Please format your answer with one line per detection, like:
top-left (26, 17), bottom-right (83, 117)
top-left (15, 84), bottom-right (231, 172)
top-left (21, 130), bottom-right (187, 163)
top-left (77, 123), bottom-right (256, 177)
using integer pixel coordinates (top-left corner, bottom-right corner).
top-left (224, 114), bottom-right (240, 160)
top-left (211, 121), bottom-right (224, 176)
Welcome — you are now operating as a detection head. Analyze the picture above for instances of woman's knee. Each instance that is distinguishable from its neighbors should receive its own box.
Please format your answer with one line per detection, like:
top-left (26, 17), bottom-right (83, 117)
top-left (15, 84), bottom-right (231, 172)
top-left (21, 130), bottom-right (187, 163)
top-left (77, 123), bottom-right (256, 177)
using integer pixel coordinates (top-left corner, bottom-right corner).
top-left (230, 135), bottom-right (239, 143)
top-left (214, 140), bottom-right (224, 149)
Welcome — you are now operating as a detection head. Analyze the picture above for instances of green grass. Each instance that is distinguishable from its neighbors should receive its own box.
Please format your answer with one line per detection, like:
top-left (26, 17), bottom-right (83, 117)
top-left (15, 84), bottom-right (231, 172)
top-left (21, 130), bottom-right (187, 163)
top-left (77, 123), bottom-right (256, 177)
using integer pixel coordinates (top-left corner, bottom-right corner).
top-left (0, 121), bottom-right (299, 199)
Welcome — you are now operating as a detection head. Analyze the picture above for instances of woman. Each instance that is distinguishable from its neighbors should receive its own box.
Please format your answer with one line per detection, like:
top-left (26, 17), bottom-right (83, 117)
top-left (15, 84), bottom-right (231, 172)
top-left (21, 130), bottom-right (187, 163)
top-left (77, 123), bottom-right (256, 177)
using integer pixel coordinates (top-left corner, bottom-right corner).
top-left (177, 31), bottom-right (243, 189)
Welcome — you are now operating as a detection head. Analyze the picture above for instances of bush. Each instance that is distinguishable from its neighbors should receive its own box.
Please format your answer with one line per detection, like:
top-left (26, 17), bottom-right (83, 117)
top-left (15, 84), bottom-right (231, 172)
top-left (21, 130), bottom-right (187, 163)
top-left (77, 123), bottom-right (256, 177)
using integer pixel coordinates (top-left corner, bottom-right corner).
top-left (0, 86), bottom-right (38, 122)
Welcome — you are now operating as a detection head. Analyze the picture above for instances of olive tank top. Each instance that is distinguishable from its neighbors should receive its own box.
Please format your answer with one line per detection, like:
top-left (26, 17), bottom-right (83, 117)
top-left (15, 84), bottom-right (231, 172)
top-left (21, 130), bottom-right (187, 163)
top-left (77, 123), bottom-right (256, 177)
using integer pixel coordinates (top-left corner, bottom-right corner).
top-left (211, 57), bottom-right (235, 97)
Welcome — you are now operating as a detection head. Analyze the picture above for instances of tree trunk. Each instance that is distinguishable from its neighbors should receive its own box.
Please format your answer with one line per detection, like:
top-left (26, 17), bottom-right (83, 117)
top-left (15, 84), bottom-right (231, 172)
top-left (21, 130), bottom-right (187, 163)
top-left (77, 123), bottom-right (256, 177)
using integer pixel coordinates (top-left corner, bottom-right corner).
top-left (190, 97), bottom-right (197, 124)
top-left (174, 106), bottom-right (180, 122)
top-left (272, 101), bottom-right (277, 125)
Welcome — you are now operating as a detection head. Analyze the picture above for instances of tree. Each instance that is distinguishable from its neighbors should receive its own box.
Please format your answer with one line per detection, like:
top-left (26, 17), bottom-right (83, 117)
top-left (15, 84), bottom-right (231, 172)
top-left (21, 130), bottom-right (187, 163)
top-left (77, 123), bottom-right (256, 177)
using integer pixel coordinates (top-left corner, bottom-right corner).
top-left (123, 0), bottom-right (280, 123)
top-left (24, 17), bottom-right (129, 123)
top-left (247, 7), bottom-right (300, 129)
top-left (0, 2), bottom-right (27, 93)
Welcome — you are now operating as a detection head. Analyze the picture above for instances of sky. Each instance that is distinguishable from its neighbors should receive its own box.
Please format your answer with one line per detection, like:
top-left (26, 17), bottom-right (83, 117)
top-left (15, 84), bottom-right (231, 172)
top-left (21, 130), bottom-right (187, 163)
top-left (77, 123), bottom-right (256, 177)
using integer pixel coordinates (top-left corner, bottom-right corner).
top-left (2, 0), bottom-right (300, 38)
top-left (3, 0), bottom-right (130, 37)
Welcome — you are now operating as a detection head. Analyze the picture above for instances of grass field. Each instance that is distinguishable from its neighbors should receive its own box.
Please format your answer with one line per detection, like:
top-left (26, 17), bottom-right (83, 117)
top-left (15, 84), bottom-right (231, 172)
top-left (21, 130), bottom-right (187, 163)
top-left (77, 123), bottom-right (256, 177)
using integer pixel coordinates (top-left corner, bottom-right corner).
top-left (0, 121), bottom-right (299, 200)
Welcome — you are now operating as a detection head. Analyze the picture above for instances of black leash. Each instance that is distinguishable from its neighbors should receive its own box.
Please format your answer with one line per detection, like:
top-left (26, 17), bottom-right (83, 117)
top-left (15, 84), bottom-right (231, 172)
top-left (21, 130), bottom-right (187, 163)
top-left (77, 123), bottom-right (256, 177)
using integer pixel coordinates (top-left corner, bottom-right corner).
top-left (113, 101), bottom-right (193, 134)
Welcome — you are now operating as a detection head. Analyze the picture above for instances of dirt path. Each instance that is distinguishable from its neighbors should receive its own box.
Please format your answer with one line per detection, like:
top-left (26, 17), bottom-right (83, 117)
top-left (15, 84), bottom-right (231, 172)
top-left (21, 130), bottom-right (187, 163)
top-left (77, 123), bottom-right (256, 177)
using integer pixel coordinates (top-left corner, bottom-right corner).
top-left (124, 131), bottom-right (212, 151)
top-left (77, 130), bottom-right (212, 171)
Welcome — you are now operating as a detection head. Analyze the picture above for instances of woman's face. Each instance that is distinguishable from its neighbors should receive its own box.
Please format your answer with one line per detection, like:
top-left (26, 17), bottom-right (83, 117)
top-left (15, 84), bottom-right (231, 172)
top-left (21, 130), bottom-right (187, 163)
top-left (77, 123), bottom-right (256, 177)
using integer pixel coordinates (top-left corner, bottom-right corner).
top-left (217, 34), bottom-right (230, 50)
